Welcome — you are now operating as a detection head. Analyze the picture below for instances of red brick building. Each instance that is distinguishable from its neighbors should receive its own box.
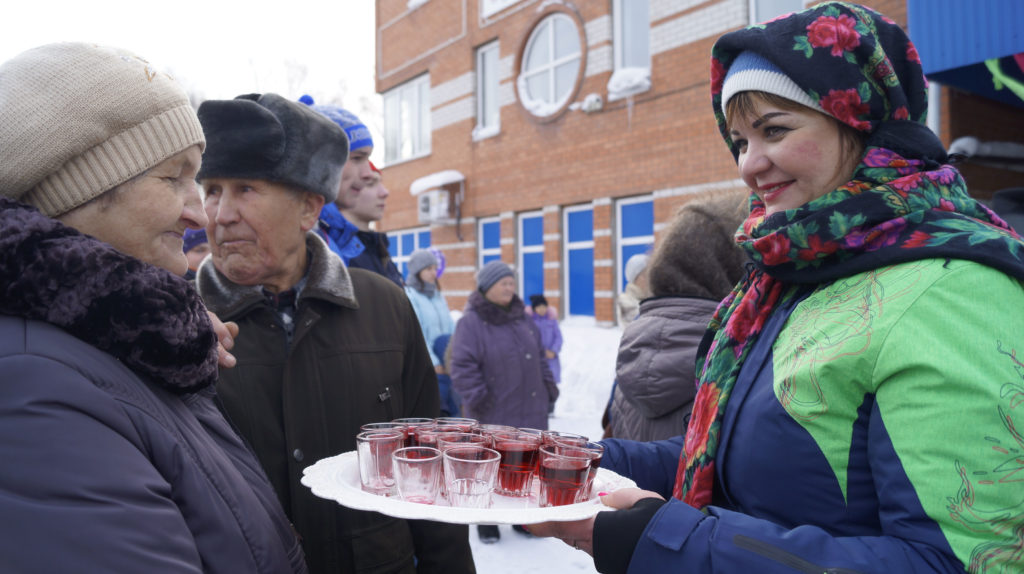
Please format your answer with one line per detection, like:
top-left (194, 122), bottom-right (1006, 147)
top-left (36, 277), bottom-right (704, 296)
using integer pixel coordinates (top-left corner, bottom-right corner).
top-left (374, 0), bottom-right (1024, 324)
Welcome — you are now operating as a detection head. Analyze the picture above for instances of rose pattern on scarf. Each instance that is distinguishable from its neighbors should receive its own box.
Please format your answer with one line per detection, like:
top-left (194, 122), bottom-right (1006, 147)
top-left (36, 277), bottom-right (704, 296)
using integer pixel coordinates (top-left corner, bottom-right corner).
top-left (806, 14), bottom-right (861, 57)
top-left (820, 88), bottom-right (872, 131)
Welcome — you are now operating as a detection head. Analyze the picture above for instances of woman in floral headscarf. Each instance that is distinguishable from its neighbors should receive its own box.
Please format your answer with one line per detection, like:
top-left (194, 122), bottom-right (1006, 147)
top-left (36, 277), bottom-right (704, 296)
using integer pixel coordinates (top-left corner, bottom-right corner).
top-left (529, 3), bottom-right (1024, 573)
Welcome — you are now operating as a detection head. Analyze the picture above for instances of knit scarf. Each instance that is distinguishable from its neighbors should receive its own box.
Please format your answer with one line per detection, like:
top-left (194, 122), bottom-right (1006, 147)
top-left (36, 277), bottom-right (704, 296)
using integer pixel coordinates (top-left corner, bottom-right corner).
top-left (0, 198), bottom-right (220, 394)
top-left (407, 273), bottom-right (437, 297)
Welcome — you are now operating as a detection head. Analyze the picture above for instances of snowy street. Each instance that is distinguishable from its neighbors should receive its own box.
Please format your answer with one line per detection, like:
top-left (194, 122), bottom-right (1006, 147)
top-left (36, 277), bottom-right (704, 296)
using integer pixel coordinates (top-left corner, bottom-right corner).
top-left (466, 319), bottom-right (622, 574)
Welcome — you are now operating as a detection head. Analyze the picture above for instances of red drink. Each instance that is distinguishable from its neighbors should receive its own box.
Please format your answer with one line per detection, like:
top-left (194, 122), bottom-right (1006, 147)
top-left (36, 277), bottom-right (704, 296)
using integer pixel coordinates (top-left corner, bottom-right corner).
top-left (538, 458), bottom-right (589, 507)
top-left (494, 440), bottom-right (540, 496)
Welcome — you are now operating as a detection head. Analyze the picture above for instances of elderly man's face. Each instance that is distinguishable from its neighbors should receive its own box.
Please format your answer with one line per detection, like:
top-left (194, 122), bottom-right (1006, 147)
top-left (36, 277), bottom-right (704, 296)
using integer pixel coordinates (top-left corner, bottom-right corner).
top-left (201, 178), bottom-right (323, 292)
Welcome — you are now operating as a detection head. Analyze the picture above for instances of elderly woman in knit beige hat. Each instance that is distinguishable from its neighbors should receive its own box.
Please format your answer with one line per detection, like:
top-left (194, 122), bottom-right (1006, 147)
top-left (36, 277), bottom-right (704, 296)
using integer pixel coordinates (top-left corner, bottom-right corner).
top-left (0, 43), bottom-right (306, 573)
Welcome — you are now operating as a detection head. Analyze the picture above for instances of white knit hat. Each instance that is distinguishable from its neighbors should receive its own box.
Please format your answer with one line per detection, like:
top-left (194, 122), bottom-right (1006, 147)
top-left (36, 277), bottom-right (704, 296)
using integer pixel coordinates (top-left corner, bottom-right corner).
top-left (0, 42), bottom-right (205, 217)
top-left (721, 51), bottom-right (824, 120)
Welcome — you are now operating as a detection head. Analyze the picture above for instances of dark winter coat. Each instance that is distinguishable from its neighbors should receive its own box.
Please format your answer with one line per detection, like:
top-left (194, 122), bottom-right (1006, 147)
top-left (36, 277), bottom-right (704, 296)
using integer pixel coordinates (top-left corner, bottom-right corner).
top-left (0, 198), bottom-right (306, 574)
top-left (197, 232), bottom-right (474, 574)
top-left (610, 296), bottom-right (718, 441)
top-left (348, 230), bottom-right (404, 287)
top-left (450, 291), bottom-right (558, 429)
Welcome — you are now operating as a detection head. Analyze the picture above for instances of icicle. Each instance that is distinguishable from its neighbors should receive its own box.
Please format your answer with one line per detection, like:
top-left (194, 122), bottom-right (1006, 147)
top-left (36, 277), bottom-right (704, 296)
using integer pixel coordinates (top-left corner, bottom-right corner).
top-left (627, 94), bottom-right (634, 130)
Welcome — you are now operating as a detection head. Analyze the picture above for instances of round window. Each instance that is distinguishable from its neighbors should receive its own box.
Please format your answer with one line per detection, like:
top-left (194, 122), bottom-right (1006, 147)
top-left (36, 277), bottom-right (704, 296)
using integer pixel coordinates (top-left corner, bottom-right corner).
top-left (517, 12), bottom-right (582, 117)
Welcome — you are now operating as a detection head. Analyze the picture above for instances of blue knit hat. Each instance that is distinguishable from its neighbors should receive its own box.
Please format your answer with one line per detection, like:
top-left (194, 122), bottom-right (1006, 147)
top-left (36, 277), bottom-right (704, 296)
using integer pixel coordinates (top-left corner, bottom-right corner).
top-left (299, 95), bottom-right (373, 152)
top-left (721, 51), bottom-right (824, 120)
top-left (182, 228), bottom-right (207, 254)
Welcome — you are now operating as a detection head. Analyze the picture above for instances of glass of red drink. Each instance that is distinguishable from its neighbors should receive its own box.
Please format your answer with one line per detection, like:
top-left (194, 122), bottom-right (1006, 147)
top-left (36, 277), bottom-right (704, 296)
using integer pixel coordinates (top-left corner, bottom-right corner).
top-left (541, 430), bottom-right (588, 447)
top-left (492, 431), bottom-right (542, 497)
top-left (391, 417), bottom-right (436, 446)
top-left (537, 444), bottom-right (592, 507)
top-left (436, 432), bottom-right (491, 452)
top-left (566, 441), bottom-right (604, 500)
top-left (434, 417), bottom-right (479, 432)
top-left (361, 422), bottom-right (409, 446)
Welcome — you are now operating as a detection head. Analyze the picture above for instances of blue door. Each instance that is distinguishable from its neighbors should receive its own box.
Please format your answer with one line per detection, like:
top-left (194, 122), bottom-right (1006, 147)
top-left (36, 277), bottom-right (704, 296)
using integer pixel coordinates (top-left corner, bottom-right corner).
top-left (519, 212), bottom-right (544, 301)
top-left (564, 206), bottom-right (594, 316)
top-left (617, 197), bottom-right (654, 291)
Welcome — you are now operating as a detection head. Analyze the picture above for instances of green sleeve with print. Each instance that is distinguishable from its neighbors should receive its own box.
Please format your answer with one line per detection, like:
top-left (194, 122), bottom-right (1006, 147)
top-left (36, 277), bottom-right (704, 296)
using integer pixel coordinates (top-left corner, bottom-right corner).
top-left (773, 259), bottom-right (1024, 573)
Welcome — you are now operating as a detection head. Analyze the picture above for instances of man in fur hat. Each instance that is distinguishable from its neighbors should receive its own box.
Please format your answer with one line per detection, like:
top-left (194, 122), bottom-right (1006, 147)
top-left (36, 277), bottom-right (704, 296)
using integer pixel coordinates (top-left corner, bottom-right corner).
top-left (194, 93), bottom-right (475, 574)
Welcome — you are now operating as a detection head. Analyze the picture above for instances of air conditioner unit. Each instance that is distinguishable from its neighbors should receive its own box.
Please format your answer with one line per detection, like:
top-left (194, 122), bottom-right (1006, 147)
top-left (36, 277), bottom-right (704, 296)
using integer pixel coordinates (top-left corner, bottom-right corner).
top-left (417, 189), bottom-right (454, 224)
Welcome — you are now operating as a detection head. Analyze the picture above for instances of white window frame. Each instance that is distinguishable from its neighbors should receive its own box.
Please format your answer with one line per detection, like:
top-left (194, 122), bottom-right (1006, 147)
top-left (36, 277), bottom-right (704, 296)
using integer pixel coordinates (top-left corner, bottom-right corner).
top-left (516, 12), bottom-right (582, 118)
top-left (383, 74), bottom-right (432, 164)
top-left (615, 194), bottom-right (655, 297)
top-left (474, 41), bottom-right (501, 140)
top-left (748, 0), bottom-right (804, 24)
top-left (481, 0), bottom-right (520, 19)
top-left (517, 210), bottom-right (545, 298)
top-left (562, 204), bottom-right (595, 318)
top-left (478, 216), bottom-right (502, 269)
top-left (608, 0), bottom-right (651, 101)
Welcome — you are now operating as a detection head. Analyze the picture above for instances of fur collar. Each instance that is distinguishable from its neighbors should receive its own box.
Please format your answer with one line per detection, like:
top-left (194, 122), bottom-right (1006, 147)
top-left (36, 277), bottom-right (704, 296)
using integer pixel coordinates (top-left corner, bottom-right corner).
top-left (197, 231), bottom-right (358, 319)
top-left (466, 290), bottom-right (526, 326)
top-left (0, 198), bottom-right (218, 393)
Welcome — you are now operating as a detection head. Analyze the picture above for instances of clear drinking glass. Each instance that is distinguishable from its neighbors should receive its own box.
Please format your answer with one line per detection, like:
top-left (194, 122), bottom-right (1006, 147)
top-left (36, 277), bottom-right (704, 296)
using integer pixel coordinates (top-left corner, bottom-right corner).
top-left (356, 429), bottom-right (405, 496)
top-left (442, 446), bottom-right (501, 508)
top-left (391, 446), bottom-right (443, 504)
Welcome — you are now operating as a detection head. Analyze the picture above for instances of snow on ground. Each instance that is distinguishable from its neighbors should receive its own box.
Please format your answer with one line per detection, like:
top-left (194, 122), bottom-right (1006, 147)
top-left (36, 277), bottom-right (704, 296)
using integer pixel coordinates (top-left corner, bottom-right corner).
top-left (467, 318), bottom-right (623, 574)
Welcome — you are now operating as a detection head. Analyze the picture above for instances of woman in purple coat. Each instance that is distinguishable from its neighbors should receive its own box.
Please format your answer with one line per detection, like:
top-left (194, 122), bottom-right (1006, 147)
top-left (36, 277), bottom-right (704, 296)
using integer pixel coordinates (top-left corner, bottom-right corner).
top-left (450, 261), bottom-right (559, 542)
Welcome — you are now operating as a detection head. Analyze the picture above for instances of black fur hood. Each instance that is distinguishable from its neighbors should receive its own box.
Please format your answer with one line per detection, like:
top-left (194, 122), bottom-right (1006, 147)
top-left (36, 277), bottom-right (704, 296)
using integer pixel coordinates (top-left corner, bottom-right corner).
top-left (0, 198), bottom-right (218, 393)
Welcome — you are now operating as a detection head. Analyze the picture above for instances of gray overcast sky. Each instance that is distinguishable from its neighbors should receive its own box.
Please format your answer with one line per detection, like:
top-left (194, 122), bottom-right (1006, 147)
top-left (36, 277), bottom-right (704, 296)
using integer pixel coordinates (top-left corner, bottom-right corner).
top-left (2, 0), bottom-right (384, 161)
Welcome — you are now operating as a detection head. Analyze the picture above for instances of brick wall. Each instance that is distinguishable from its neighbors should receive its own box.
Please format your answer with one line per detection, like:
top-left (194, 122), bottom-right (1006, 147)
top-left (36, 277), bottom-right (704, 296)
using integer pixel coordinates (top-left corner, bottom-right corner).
top-left (375, 0), bottom-right (1023, 318)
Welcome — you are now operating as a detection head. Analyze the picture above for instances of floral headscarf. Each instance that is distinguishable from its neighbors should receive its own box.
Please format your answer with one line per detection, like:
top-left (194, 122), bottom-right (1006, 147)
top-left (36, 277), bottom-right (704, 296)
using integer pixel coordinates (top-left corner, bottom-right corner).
top-left (674, 2), bottom-right (1024, 507)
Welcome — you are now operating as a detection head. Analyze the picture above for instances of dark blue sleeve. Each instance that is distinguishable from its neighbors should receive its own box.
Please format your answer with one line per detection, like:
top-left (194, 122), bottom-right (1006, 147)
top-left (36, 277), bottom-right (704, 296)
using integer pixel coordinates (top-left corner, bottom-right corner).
top-left (623, 499), bottom-right (965, 573)
top-left (599, 436), bottom-right (684, 499)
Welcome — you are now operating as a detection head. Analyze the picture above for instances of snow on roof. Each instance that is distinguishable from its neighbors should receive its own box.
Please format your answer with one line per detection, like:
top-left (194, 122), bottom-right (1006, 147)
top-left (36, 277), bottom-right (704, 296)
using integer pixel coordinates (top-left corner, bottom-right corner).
top-left (409, 170), bottom-right (465, 196)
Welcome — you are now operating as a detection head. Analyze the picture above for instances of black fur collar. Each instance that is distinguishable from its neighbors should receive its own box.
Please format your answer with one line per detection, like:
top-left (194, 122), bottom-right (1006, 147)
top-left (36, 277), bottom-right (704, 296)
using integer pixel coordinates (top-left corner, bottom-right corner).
top-left (0, 198), bottom-right (218, 393)
top-left (466, 290), bottom-right (526, 325)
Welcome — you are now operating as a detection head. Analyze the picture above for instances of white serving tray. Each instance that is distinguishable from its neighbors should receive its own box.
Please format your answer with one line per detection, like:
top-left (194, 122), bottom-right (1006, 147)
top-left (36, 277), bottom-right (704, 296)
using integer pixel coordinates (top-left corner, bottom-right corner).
top-left (301, 450), bottom-right (636, 524)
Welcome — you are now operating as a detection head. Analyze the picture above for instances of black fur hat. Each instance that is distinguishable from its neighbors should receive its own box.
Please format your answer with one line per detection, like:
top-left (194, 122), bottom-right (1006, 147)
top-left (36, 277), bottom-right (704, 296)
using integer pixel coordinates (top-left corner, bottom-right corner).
top-left (196, 93), bottom-right (348, 202)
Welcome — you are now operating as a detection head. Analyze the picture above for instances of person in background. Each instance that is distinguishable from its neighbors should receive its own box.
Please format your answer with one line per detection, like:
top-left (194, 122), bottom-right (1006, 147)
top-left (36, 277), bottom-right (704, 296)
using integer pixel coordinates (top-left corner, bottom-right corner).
top-left (195, 92), bottom-right (474, 574)
top-left (432, 333), bottom-right (462, 417)
top-left (405, 248), bottom-right (454, 373)
top-left (451, 260), bottom-right (559, 543)
top-left (527, 294), bottom-right (563, 415)
top-left (0, 42), bottom-right (304, 573)
top-left (610, 190), bottom-right (748, 442)
top-left (617, 253), bottom-right (650, 325)
top-left (183, 227), bottom-right (210, 281)
top-left (343, 162), bottom-right (404, 286)
top-left (302, 97), bottom-right (404, 286)
top-left (530, 3), bottom-right (1024, 572)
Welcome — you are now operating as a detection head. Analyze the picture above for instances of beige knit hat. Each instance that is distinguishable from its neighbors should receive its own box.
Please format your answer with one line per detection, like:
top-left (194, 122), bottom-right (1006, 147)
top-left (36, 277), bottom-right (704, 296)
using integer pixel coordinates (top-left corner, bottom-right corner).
top-left (0, 42), bottom-right (205, 217)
